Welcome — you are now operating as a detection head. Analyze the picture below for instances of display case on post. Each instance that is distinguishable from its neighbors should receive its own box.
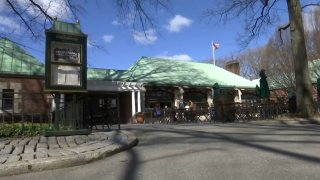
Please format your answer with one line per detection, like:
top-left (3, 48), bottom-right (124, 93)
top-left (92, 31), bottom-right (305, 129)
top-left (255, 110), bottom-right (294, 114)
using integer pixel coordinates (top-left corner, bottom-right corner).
top-left (44, 20), bottom-right (89, 136)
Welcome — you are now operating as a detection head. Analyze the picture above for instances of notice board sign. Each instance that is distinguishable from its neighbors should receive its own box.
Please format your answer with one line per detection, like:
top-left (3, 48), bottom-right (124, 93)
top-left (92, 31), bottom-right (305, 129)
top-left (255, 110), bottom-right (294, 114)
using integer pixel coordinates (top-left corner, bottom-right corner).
top-left (45, 21), bottom-right (87, 92)
top-left (52, 42), bottom-right (81, 63)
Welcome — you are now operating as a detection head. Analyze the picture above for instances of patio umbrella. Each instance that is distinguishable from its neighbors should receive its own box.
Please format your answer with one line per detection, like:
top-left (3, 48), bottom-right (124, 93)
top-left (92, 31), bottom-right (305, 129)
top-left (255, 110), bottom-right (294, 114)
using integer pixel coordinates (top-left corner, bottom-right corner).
top-left (259, 69), bottom-right (270, 99)
top-left (213, 83), bottom-right (221, 98)
top-left (255, 85), bottom-right (260, 97)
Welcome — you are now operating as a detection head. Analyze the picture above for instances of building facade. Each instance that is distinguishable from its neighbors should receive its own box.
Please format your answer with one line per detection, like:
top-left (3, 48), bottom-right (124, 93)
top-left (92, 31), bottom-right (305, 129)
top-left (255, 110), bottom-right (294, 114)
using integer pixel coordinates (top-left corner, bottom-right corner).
top-left (1, 38), bottom-right (259, 124)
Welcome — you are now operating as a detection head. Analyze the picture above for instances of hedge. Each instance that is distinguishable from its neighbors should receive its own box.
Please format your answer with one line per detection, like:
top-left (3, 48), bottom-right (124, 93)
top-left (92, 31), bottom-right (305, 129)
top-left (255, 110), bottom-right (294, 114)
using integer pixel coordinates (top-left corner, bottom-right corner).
top-left (0, 123), bottom-right (54, 137)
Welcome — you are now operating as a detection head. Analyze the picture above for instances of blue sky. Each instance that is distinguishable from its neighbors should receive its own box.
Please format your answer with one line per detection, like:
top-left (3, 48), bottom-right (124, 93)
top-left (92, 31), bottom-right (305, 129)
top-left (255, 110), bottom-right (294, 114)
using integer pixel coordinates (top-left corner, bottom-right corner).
top-left (80, 0), bottom-right (274, 70)
top-left (78, 0), bottom-right (313, 71)
top-left (1, 0), bottom-right (298, 70)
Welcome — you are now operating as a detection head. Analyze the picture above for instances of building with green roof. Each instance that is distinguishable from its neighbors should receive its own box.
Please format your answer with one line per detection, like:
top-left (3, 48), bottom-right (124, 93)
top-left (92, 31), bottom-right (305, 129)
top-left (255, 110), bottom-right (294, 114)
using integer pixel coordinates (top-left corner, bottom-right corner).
top-left (124, 57), bottom-right (258, 122)
top-left (0, 38), bottom-right (45, 76)
top-left (0, 38), bottom-right (47, 116)
top-left (0, 37), bottom-right (260, 123)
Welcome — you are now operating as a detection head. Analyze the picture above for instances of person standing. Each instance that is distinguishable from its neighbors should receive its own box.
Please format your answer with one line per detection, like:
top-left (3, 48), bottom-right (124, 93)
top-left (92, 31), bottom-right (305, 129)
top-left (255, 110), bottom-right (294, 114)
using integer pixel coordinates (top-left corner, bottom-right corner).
top-left (154, 104), bottom-right (162, 123)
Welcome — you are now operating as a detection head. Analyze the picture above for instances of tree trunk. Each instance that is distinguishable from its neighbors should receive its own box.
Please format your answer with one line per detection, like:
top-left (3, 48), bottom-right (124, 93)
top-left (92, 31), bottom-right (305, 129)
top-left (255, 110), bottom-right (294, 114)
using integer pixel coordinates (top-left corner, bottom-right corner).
top-left (286, 0), bottom-right (314, 117)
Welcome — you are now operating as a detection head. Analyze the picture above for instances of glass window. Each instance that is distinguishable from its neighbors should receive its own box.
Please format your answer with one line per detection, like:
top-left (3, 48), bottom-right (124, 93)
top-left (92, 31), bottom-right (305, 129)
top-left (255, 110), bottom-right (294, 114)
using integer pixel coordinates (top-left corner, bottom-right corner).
top-left (2, 89), bottom-right (14, 110)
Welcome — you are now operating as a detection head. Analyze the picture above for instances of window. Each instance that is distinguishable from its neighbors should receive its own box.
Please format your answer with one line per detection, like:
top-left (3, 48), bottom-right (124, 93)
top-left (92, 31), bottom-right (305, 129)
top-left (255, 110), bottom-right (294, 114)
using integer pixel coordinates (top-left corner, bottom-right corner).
top-left (2, 89), bottom-right (14, 110)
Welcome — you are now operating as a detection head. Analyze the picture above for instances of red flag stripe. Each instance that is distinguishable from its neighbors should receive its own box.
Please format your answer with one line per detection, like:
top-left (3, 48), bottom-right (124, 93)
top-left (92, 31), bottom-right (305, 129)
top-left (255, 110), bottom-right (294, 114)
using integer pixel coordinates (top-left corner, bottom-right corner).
top-left (212, 42), bottom-right (220, 50)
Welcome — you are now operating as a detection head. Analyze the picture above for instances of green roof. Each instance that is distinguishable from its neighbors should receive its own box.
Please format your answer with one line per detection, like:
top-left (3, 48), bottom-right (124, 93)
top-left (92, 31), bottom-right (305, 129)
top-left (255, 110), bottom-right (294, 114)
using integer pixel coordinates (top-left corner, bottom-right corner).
top-left (0, 38), bottom-right (45, 76)
top-left (126, 57), bottom-right (256, 88)
top-left (46, 20), bottom-right (86, 36)
top-left (87, 68), bottom-right (129, 81)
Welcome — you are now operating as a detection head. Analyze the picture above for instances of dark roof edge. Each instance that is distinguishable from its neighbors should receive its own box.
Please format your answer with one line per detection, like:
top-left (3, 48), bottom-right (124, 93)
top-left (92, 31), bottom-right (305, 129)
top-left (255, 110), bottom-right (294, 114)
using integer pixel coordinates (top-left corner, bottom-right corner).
top-left (0, 73), bottom-right (45, 79)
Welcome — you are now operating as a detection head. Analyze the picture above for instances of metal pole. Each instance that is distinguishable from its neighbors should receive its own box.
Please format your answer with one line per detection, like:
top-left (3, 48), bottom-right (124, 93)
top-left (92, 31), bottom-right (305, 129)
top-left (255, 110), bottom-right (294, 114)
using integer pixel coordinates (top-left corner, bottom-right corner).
top-left (212, 47), bottom-right (215, 66)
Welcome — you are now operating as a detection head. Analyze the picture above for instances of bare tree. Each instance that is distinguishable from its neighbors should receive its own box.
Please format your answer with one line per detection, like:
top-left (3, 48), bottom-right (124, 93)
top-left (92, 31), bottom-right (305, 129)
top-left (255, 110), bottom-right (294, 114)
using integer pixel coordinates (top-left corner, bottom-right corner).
top-left (204, 0), bottom-right (320, 117)
top-left (237, 47), bottom-right (265, 80)
top-left (0, 0), bottom-right (169, 40)
top-left (1, 0), bottom-right (79, 39)
top-left (237, 7), bottom-right (320, 105)
top-left (286, 0), bottom-right (314, 116)
top-left (305, 7), bottom-right (320, 60)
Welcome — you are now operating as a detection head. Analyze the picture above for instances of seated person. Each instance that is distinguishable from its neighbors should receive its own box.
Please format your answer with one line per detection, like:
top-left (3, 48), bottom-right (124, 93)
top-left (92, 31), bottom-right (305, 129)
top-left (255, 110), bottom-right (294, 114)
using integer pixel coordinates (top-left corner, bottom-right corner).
top-left (186, 100), bottom-right (195, 110)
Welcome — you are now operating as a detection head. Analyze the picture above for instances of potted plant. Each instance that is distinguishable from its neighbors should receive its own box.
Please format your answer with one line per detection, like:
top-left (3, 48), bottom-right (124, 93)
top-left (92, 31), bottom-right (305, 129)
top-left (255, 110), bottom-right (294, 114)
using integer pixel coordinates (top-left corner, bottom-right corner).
top-left (135, 112), bottom-right (145, 124)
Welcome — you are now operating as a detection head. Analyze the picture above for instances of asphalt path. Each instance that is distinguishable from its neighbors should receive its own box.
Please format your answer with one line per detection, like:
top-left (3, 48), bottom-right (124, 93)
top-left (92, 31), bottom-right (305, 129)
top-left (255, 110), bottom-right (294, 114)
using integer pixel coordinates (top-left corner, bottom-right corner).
top-left (3, 121), bottom-right (320, 180)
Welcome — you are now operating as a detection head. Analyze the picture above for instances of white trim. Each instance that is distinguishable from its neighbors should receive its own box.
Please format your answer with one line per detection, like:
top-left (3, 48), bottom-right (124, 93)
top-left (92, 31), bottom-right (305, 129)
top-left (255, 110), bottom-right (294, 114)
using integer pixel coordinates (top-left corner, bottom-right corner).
top-left (87, 80), bottom-right (145, 92)
top-left (131, 91), bottom-right (136, 117)
top-left (137, 91), bottom-right (141, 112)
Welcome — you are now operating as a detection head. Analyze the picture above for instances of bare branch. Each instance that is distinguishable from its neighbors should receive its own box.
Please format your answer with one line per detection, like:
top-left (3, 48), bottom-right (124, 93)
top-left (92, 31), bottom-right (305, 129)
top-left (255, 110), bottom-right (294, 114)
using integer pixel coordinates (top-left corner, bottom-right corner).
top-left (43, 1), bottom-right (54, 30)
top-left (278, 23), bottom-right (290, 44)
top-left (251, 0), bottom-right (278, 38)
top-left (29, 0), bottom-right (54, 21)
top-left (115, 0), bottom-right (169, 32)
top-left (277, 3), bottom-right (320, 44)
top-left (302, 3), bottom-right (320, 9)
top-left (66, 0), bottom-right (80, 20)
top-left (5, 0), bottom-right (36, 36)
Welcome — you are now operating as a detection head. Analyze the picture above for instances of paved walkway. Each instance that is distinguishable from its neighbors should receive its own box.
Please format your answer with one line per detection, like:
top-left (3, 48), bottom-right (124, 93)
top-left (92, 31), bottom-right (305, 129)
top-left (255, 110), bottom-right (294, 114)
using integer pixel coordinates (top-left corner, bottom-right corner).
top-left (0, 130), bottom-right (138, 177)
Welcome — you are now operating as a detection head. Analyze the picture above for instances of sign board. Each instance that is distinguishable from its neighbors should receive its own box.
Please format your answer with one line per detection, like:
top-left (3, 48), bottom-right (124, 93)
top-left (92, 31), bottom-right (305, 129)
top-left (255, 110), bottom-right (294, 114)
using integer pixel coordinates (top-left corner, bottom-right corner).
top-left (51, 42), bottom-right (81, 63)
top-left (45, 21), bottom-right (87, 92)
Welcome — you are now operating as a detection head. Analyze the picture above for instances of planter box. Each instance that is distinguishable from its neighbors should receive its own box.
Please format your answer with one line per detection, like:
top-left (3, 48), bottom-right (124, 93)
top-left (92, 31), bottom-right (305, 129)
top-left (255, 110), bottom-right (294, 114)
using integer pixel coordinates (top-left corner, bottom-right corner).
top-left (135, 112), bottom-right (145, 124)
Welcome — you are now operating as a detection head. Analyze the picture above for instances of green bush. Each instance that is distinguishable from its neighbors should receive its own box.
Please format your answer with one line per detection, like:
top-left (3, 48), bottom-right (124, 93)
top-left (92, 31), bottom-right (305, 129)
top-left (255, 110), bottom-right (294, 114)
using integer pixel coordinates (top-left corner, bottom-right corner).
top-left (0, 123), bottom-right (54, 138)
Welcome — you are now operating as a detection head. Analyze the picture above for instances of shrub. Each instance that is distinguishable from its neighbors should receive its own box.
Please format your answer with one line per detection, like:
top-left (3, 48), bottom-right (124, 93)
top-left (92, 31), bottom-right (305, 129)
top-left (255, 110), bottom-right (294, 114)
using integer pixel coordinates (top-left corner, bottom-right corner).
top-left (0, 123), bottom-right (54, 138)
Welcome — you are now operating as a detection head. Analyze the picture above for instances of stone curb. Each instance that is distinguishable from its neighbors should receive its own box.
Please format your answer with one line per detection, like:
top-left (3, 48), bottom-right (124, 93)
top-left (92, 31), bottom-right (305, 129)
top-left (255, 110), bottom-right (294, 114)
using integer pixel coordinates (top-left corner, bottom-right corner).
top-left (0, 130), bottom-right (138, 177)
top-left (277, 118), bottom-right (320, 125)
top-left (248, 119), bottom-right (320, 126)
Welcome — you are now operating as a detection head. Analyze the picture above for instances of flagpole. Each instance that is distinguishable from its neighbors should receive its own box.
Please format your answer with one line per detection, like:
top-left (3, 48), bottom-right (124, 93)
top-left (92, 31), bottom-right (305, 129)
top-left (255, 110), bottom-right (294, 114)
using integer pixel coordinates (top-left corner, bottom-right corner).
top-left (212, 41), bottom-right (215, 66)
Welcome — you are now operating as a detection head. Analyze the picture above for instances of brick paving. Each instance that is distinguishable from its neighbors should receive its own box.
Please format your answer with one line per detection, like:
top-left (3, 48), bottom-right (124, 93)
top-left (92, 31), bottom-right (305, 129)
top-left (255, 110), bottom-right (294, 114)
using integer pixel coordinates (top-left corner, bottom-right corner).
top-left (0, 130), bottom-right (137, 176)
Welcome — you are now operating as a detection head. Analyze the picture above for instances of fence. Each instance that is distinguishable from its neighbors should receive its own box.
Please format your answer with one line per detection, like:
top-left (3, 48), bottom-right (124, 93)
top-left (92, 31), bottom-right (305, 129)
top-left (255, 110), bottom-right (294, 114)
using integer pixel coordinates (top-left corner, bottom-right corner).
top-left (143, 101), bottom-right (291, 124)
top-left (0, 92), bottom-right (120, 131)
top-left (0, 92), bottom-right (316, 126)
top-left (0, 92), bottom-right (53, 125)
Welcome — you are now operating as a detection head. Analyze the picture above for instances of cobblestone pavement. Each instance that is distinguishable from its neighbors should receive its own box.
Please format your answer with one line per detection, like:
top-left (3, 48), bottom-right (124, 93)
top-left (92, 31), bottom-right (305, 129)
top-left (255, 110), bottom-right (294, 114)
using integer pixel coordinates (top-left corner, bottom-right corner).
top-left (0, 130), bottom-right (138, 177)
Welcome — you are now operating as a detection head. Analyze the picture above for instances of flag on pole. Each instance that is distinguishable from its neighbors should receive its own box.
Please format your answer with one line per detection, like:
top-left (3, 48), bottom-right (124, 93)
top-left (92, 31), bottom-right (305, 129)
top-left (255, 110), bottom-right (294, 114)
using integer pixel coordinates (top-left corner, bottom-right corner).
top-left (212, 42), bottom-right (220, 50)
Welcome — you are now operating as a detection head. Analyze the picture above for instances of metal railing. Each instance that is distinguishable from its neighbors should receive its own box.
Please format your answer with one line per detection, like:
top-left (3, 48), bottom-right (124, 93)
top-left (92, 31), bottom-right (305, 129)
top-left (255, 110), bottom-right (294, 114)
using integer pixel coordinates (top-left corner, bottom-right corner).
top-left (143, 101), bottom-right (292, 124)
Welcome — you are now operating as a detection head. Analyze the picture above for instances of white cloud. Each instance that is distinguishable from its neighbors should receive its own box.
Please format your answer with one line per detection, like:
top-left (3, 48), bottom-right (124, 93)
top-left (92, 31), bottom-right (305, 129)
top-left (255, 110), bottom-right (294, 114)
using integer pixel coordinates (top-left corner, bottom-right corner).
top-left (102, 35), bottom-right (114, 43)
top-left (0, 15), bottom-right (21, 34)
top-left (156, 54), bottom-right (193, 61)
top-left (166, 15), bottom-right (192, 32)
top-left (112, 20), bottom-right (121, 26)
top-left (133, 29), bottom-right (158, 45)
